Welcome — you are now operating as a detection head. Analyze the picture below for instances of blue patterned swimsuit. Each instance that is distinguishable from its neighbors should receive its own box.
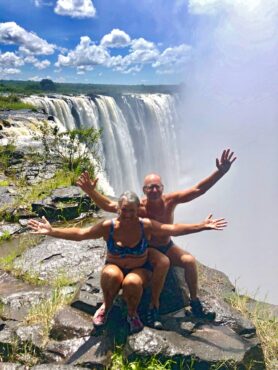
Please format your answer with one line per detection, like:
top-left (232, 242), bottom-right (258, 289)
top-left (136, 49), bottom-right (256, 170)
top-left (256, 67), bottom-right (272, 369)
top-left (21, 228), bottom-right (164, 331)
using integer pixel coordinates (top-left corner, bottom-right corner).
top-left (106, 219), bottom-right (152, 275)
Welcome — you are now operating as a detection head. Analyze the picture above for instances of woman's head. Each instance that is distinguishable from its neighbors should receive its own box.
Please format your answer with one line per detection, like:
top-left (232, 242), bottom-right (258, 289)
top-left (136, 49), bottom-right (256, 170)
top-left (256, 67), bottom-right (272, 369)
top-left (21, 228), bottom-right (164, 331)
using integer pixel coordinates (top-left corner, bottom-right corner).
top-left (118, 191), bottom-right (140, 220)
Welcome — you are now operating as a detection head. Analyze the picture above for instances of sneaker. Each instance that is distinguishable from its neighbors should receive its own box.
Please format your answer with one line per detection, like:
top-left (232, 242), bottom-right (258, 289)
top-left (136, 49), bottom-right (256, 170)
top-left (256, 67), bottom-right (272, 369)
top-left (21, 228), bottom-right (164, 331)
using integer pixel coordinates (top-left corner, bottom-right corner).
top-left (93, 304), bottom-right (108, 327)
top-left (190, 298), bottom-right (216, 321)
top-left (127, 313), bottom-right (144, 334)
top-left (146, 307), bottom-right (164, 330)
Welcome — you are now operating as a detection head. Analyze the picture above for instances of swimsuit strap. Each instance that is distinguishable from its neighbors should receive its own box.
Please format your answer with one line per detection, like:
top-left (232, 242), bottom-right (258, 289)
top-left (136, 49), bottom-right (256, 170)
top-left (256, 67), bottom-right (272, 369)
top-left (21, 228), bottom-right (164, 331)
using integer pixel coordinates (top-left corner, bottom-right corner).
top-left (109, 219), bottom-right (115, 238)
top-left (139, 219), bottom-right (147, 240)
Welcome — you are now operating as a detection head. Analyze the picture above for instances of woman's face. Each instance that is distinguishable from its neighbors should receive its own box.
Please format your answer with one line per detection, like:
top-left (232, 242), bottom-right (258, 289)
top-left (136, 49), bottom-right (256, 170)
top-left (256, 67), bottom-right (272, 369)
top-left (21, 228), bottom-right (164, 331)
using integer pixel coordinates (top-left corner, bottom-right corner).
top-left (118, 199), bottom-right (138, 221)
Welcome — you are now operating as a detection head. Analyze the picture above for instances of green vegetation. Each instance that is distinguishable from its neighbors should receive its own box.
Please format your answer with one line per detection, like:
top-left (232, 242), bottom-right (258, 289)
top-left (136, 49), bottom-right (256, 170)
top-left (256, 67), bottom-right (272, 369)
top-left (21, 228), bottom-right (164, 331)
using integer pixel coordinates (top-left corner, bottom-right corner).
top-left (227, 292), bottom-right (277, 370)
top-left (0, 179), bottom-right (9, 186)
top-left (25, 287), bottom-right (76, 338)
top-left (0, 143), bottom-right (17, 171)
top-left (0, 94), bottom-right (36, 110)
top-left (37, 123), bottom-right (102, 177)
top-left (0, 79), bottom-right (181, 96)
top-left (0, 230), bottom-right (11, 242)
top-left (0, 337), bottom-right (43, 366)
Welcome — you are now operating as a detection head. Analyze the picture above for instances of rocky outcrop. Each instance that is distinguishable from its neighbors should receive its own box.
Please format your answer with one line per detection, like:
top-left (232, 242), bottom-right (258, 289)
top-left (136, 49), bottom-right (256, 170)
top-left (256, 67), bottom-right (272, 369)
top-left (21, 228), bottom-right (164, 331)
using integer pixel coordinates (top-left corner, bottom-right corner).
top-left (0, 229), bottom-right (272, 369)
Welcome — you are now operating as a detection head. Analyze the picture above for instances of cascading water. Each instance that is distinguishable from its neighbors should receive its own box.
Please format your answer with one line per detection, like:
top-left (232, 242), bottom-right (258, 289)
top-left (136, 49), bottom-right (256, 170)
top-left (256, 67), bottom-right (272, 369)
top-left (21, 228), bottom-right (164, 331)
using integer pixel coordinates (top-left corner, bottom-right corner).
top-left (24, 93), bottom-right (181, 195)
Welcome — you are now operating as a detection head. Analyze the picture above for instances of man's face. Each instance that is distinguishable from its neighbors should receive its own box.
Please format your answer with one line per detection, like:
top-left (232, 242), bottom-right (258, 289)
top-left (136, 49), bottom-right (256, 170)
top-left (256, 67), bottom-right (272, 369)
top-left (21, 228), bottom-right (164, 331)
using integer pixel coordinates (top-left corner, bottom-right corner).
top-left (143, 177), bottom-right (164, 201)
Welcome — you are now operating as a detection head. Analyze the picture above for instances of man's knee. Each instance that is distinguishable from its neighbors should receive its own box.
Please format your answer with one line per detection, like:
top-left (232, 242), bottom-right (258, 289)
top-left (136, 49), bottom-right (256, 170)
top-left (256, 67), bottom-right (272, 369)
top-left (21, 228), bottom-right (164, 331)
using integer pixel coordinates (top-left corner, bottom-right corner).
top-left (181, 253), bottom-right (196, 267)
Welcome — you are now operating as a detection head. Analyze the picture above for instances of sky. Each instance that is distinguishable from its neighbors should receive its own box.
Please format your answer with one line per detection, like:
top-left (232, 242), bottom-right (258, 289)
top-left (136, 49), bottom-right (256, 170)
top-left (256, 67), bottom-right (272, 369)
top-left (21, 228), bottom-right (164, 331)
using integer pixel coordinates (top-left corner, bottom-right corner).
top-left (0, 0), bottom-right (194, 84)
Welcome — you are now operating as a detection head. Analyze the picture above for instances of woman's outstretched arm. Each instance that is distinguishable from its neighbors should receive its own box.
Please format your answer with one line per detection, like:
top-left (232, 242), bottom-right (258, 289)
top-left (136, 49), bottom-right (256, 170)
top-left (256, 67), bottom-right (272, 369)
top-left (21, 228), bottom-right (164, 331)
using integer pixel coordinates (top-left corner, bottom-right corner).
top-left (28, 216), bottom-right (107, 241)
top-left (146, 214), bottom-right (227, 237)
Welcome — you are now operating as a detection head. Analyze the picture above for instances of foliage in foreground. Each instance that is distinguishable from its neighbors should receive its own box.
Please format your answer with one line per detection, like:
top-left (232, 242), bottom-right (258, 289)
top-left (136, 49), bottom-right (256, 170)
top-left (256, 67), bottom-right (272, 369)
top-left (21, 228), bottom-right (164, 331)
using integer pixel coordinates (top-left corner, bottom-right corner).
top-left (0, 94), bottom-right (36, 110)
top-left (227, 292), bottom-right (278, 370)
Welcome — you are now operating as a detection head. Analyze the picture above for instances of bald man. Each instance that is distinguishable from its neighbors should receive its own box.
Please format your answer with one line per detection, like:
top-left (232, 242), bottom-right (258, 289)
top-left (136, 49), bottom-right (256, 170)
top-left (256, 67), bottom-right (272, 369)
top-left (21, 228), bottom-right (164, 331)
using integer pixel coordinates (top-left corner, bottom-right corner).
top-left (77, 149), bottom-right (236, 328)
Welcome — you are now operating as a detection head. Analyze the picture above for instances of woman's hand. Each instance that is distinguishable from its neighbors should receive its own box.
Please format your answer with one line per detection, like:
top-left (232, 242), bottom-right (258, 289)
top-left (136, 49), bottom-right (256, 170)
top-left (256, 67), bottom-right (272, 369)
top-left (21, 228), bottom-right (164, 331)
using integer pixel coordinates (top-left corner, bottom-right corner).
top-left (28, 216), bottom-right (52, 235)
top-left (203, 214), bottom-right (227, 230)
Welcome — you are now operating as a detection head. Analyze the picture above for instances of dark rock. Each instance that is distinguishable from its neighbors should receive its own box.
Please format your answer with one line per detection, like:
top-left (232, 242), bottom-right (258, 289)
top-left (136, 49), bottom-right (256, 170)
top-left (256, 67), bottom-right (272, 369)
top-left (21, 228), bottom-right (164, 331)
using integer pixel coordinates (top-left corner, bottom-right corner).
top-left (16, 324), bottom-right (45, 349)
top-left (124, 325), bottom-right (265, 369)
top-left (50, 306), bottom-right (93, 340)
top-left (32, 366), bottom-right (84, 370)
top-left (13, 237), bottom-right (106, 283)
top-left (44, 337), bottom-right (89, 363)
top-left (31, 186), bottom-right (96, 221)
top-left (0, 270), bottom-right (52, 321)
top-left (66, 334), bottom-right (114, 369)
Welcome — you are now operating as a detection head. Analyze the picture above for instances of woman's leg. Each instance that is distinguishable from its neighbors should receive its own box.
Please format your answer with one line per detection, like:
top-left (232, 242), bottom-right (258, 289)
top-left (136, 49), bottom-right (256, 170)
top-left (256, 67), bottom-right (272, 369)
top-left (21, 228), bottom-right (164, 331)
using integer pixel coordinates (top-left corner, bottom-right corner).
top-left (121, 268), bottom-right (150, 317)
top-left (101, 264), bottom-right (124, 312)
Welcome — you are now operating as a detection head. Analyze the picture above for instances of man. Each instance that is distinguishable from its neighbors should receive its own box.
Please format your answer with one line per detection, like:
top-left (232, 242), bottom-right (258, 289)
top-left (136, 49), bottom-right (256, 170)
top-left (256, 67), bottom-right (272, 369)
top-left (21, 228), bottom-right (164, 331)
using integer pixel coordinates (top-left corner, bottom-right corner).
top-left (77, 149), bottom-right (236, 328)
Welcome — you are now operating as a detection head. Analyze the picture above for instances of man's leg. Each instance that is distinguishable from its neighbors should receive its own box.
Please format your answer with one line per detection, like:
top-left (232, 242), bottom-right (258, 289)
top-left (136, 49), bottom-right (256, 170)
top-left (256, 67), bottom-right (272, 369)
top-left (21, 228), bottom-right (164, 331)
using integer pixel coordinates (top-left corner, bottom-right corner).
top-left (145, 248), bottom-right (170, 329)
top-left (166, 244), bottom-right (215, 319)
top-left (148, 248), bottom-right (170, 308)
top-left (166, 245), bottom-right (198, 299)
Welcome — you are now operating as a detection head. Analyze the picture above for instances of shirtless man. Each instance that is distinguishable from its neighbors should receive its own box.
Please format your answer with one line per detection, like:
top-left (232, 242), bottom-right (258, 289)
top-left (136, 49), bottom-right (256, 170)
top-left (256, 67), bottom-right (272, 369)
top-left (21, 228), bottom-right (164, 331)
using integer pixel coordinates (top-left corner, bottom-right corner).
top-left (77, 149), bottom-right (236, 328)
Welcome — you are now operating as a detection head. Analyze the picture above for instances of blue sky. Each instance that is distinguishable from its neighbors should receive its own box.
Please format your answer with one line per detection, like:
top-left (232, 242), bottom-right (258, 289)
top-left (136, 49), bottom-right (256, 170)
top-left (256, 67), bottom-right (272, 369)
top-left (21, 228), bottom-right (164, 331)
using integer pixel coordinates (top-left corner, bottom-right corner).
top-left (0, 0), bottom-right (197, 84)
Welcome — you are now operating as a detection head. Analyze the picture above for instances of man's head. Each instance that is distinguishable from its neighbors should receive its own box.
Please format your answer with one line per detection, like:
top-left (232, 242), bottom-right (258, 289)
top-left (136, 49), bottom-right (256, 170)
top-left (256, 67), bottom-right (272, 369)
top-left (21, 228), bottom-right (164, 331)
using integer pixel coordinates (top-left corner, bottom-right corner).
top-left (143, 173), bottom-right (164, 201)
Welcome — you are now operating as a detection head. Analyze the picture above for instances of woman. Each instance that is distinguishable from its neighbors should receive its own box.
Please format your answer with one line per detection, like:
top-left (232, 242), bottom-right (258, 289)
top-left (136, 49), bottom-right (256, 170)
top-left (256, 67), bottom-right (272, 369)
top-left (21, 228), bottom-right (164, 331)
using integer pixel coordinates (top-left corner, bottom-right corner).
top-left (28, 191), bottom-right (227, 334)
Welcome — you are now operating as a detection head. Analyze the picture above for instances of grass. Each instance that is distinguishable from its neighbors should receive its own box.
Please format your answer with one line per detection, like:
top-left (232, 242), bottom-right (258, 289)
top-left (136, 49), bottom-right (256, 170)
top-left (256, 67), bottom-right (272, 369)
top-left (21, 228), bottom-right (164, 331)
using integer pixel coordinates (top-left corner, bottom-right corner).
top-left (0, 337), bottom-right (43, 366)
top-left (110, 348), bottom-right (178, 370)
top-left (227, 291), bottom-right (278, 370)
top-left (24, 286), bottom-right (76, 339)
top-left (0, 230), bottom-right (11, 242)
top-left (0, 180), bottom-right (9, 186)
top-left (0, 94), bottom-right (36, 110)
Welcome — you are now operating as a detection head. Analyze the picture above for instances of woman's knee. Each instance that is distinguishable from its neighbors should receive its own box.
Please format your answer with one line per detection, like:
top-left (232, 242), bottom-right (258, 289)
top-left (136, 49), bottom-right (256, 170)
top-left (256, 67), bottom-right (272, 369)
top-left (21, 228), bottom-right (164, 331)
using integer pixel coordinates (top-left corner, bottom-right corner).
top-left (101, 265), bottom-right (123, 285)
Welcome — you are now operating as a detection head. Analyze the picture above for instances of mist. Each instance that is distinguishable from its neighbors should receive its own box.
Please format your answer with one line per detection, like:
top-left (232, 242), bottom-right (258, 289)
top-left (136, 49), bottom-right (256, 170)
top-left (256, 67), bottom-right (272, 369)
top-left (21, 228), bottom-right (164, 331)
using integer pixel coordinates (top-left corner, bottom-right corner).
top-left (172, 0), bottom-right (278, 304)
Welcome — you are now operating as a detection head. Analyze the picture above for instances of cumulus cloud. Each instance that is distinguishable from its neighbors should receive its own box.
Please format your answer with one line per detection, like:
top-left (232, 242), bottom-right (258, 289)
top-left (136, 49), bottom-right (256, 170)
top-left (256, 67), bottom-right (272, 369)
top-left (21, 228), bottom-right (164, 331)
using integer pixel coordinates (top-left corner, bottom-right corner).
top-left (100, 29), bottom-right (131, 49)
top-left (0, 22), bottom-right (56, 55)
top-left (0, 51), bottom-right (24, 68)
top-left (55, 36), bottom-right (109, 68)
top-left (54, 0), bottom-right (96, 18)
top-left (0, 67), bottom-right (21, 75)
top-left (153, 44), bottom-right (191, 72)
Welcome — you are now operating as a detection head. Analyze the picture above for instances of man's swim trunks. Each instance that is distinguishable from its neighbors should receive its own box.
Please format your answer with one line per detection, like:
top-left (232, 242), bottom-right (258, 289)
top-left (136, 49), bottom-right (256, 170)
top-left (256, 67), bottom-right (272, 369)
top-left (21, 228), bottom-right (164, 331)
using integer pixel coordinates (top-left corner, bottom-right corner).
top-left (151, 239), bottom-right (174, 254)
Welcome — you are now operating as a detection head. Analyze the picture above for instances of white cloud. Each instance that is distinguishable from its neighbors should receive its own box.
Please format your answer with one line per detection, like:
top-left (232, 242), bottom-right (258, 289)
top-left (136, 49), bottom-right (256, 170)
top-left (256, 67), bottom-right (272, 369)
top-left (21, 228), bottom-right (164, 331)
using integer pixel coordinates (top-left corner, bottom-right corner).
top-left (131, 38), bottom-right (157, 51)
top-left (0, 67), bottom-right (21, 75)
top-left (28, 75), bottom-right (42, 81)
top-left (55, 36), bottom-right (109, 68)
top-left (54, 0), bottom-right (96, 18)
top-left (153, 44), bottom-right (191, 71)
top-left (0, 22), bottom-right (56, 55)
top-left (0, 51), bottom-right (24, 68)
top-left (24, 55), bottom-right (51, 69)
top-left (33, 0), bottom-right (53, 7)
top-left (100, 29), bottom-right (131, 49)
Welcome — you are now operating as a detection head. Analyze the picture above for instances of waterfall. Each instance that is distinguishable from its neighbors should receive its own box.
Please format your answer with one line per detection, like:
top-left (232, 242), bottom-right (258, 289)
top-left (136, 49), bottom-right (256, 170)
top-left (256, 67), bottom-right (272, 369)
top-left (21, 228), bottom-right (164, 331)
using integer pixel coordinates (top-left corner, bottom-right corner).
top-left (24, 93), bottom-right (181, 195)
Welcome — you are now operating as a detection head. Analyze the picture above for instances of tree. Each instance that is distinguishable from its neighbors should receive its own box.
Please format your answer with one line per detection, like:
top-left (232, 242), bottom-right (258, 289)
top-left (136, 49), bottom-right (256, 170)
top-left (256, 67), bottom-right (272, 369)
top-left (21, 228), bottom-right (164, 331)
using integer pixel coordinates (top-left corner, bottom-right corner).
top-left (37, 122), bottom-right (102, 179)
top-left (39, 79), bottom-right (56, 91)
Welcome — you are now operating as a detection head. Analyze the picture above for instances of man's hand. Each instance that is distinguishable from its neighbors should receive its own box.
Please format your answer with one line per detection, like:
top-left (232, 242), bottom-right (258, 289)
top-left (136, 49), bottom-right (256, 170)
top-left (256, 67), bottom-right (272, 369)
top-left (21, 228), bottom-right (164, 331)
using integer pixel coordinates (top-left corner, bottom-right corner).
top-left (28, 216), bottom-right (52, 235)
top-left (203, 214), bottom-right (227, 230)
top-left (216, 149), bottom-right (237, 174)
top-left (77, 171), bottom-right (98, 195)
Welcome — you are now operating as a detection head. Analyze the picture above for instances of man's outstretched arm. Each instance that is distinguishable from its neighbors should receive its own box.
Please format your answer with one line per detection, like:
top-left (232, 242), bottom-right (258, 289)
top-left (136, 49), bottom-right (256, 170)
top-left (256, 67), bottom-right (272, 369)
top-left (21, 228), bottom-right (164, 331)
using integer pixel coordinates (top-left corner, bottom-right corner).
top-left (170, 149), bottom-right (237, 204)
top-left (77, 171), bottom-right (118, 213)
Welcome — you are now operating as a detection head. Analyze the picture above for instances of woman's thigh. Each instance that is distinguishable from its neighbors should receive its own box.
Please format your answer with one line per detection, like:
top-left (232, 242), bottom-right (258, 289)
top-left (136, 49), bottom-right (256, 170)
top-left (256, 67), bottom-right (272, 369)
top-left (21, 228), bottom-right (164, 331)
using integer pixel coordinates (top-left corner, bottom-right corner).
top-left (123, 268), bottom-right (151, 288)
top-left (101, 263), bottom-right (124, 284)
